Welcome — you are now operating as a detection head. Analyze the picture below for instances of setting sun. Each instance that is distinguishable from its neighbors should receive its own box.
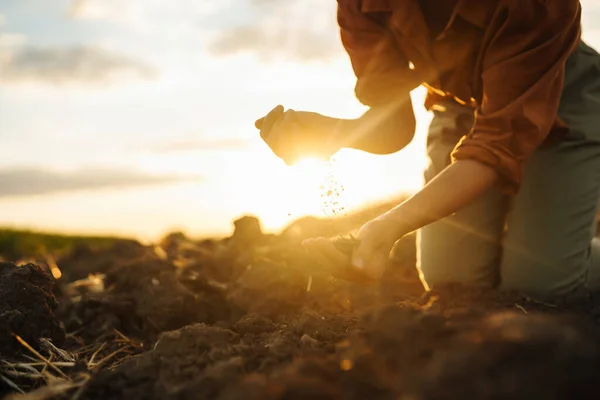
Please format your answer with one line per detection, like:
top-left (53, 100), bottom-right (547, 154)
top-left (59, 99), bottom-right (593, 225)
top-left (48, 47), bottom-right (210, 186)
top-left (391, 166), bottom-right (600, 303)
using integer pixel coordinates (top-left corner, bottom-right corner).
top-left (0, 87), bottom-right (430, 241)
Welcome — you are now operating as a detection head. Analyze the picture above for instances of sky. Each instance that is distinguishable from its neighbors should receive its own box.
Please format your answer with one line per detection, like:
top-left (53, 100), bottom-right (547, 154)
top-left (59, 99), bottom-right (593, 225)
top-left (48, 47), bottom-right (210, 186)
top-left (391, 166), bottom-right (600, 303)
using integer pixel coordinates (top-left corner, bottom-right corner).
top-left (1, 0), bottom-right (600, 241)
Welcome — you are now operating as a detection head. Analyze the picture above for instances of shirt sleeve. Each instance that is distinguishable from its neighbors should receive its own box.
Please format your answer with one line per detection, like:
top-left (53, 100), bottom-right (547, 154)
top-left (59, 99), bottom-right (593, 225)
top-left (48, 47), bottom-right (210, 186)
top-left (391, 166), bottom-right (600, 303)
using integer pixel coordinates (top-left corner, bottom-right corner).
top-left (337, 0), bottom-right (418, 106)
top-left (451, 0), bottom-right (581, 194)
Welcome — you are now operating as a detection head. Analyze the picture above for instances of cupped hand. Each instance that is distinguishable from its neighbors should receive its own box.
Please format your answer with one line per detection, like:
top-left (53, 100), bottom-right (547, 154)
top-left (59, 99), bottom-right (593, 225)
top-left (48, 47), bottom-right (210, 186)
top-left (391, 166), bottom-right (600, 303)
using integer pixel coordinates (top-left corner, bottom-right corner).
top-left (302, 216), bottom-right (406, 283)
top-left (350, 217), bottom-right (406, 280)
top-left (255, 105), bottom-right (339, 165)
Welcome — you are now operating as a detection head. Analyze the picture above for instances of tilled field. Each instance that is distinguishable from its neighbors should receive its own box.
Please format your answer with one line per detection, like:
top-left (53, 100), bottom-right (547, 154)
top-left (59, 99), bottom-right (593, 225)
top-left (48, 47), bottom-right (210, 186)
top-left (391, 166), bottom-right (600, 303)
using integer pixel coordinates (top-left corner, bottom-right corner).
top-left (2, 217), bottom-right (600, 400)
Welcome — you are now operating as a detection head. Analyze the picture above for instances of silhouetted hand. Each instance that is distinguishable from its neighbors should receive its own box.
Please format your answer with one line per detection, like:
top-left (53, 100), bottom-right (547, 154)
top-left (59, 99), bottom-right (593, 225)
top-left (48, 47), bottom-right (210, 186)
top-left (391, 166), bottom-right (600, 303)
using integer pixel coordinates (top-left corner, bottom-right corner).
top-left (303, 216), bottom-right (406, 282)
top-left (255, 105), bottom-right (341, 165)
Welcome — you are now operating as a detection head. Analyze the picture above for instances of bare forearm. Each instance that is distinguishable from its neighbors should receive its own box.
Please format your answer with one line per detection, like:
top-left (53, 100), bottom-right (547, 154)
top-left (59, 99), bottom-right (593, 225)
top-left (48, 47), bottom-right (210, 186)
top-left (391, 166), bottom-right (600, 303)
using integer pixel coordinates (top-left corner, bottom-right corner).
top-left (330, 96), bottom-right (416, 155)
top-left (383, 160), bottom-right (499, 233)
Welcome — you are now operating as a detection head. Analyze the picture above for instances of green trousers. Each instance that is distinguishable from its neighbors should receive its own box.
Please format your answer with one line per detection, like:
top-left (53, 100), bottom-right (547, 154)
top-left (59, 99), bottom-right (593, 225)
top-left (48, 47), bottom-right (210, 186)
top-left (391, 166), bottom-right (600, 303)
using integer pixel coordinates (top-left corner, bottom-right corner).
top-left (418, 41), bottom-right (600, 297)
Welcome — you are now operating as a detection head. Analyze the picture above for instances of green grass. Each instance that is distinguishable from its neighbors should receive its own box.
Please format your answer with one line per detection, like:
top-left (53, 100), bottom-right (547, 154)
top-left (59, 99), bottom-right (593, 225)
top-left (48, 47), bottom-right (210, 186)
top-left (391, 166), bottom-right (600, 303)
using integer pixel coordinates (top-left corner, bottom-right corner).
top-left (0, 228), bottom-right (132, 260)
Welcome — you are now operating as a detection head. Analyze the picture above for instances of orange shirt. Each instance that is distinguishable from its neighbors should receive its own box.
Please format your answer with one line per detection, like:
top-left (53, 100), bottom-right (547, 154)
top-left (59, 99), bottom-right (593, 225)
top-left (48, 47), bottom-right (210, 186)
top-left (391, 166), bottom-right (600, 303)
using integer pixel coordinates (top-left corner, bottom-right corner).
top-left (337, 0), bottom-right (581, 194)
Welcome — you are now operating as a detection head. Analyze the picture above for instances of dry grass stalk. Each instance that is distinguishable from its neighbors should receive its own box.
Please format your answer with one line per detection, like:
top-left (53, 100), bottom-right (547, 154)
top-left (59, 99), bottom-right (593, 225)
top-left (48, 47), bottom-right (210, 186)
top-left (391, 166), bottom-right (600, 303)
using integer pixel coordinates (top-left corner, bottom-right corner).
top-left (86, 342), bottom-right (106, 367)
top-left (39, 339), bottom-right (75, 362)
top-left (0, 373), bottom-right (25, 394)
top-left (13, 335), bottom-right (70, 380)
top-left (88, 347), bottom-right (131, 370)
top-left (514, 304), bottom-right (529, 314)
top-left (2, 361), bottom-right (75, 368)
top-left (112, 329), bottom-right (142, 348)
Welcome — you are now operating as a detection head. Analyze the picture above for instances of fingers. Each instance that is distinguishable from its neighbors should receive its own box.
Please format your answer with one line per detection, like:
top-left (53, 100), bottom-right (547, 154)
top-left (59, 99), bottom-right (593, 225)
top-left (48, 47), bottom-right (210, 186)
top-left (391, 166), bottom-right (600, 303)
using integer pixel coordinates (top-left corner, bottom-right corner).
top-left (257, 105), bottom-right (284, 140)
top-left (263, 109), bottom-right (300, 164)
top-left (255, 104), bottom-right (283, 129)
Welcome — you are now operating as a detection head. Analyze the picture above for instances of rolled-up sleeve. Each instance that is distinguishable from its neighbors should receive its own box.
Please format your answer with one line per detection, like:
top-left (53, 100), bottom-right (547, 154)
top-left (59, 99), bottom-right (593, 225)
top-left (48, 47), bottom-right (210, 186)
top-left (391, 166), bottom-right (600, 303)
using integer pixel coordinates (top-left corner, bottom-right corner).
top-left (451, 0), bottom-right (581, 194)
top-left (337, 0), bottom-right (417, 106)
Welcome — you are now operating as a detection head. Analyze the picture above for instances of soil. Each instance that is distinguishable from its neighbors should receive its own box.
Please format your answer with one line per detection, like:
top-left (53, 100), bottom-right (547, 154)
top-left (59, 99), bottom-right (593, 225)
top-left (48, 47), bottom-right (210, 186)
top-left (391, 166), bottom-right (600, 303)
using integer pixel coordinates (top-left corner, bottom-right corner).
top-left (2, 216), bottom-right (600, 400)
top-left (0, 262), bottom-right (65, 358)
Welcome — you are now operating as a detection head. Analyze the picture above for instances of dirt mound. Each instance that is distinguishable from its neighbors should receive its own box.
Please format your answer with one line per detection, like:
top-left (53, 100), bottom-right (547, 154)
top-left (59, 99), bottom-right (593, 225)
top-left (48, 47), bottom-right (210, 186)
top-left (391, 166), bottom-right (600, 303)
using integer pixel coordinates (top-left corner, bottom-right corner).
top-left (227, 261), bottom-right (309, 317)
top-left (80, 309), bottom-right (353, 400)
top-left (412, 312), bottom-right (600, 400)
top-left (3, 217), bottom-right (600, 399)
top-left (217, 308), bottom-right (600, 400)
top-left (0, 262), bottom-right (64, 358)
top-left (59, 255), bottom-right (231, 344)
top-left (57, 239), bottom-right (149, 282)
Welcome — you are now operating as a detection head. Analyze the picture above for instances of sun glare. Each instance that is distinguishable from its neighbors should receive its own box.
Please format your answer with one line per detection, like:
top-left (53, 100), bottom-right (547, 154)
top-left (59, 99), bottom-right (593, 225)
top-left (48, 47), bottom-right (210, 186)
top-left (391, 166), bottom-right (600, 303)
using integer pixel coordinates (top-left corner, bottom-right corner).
top-left (124, 87), bottom-right (431, 238)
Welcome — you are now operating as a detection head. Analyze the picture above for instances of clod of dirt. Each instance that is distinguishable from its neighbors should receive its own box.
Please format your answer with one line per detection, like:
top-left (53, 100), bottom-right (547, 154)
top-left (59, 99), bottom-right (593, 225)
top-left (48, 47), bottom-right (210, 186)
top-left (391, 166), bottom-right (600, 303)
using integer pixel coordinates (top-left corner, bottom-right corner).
top-left (230, 216), bottom-right (263, 249)
top-left (80, 323), bottom-right (242, 400)
top-left (159, 231), bottom-right (188, 257)
top-left (57, 239), bottom-right (150, 282)
top-left (0, 262), bottom-right (65, 358)
top-left (233, 313), bottom-right (277, 334)
top-left (59, 291), bottom-right (142, 342)
top-left (107, 258), bottom-right (223, 332)
top-left (299, 334), bottom-right (319, 349)
top-left (61, 257), bottom-right (231, 343)
top-left (228, 261), bottom-right (308, 317)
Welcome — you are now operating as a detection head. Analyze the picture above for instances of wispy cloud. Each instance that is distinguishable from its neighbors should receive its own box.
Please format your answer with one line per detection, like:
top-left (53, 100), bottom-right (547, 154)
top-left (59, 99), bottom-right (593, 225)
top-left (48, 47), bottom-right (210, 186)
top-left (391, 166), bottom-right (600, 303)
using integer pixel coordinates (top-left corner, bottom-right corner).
top-left (207, 0), bottom-right (340, 62)
top-left (208, 25), bottom-right (339, 62)
top-left (0, 167), bottom-right (200, 197)
top-left (0, 45), bottom-right (157, 85)
top-left (67, 0), bottom-right (223, 32)
top-left (68, 0), bottom-right (138, 24)
top-left (146, 137), bottom-right (257, 154)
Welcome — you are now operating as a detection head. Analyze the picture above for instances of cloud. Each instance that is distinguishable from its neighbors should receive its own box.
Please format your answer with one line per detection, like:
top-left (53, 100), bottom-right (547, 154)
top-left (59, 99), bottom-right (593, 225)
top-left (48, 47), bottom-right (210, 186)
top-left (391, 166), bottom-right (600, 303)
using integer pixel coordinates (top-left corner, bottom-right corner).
top-left (69, 0), bottom-right (138, 24)
top-left (0, 33), bottom-right (26, 47)
top-left (147, 137), bottom-right (256, 153)
top-left (206, 0), bottom-right (341, 62)
top-left (0, 167), bottom-right (200, 198)
top-left (67, 0), bottom-right (341, 62)
top-left (208, 25), bottom-right (339, 62)
top-left (0, 45), bottom-right (157, 85)
top-left (68, 0), bottom-right (223, 31)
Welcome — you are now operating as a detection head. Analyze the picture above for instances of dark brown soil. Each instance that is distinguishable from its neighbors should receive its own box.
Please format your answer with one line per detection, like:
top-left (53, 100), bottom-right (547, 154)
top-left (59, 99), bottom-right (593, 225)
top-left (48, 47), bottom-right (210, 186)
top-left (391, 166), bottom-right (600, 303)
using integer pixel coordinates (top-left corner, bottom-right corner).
top-left (2, 216), bottom-right (600, 400)
top-left (0, 262), bottom-right (64, 358)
